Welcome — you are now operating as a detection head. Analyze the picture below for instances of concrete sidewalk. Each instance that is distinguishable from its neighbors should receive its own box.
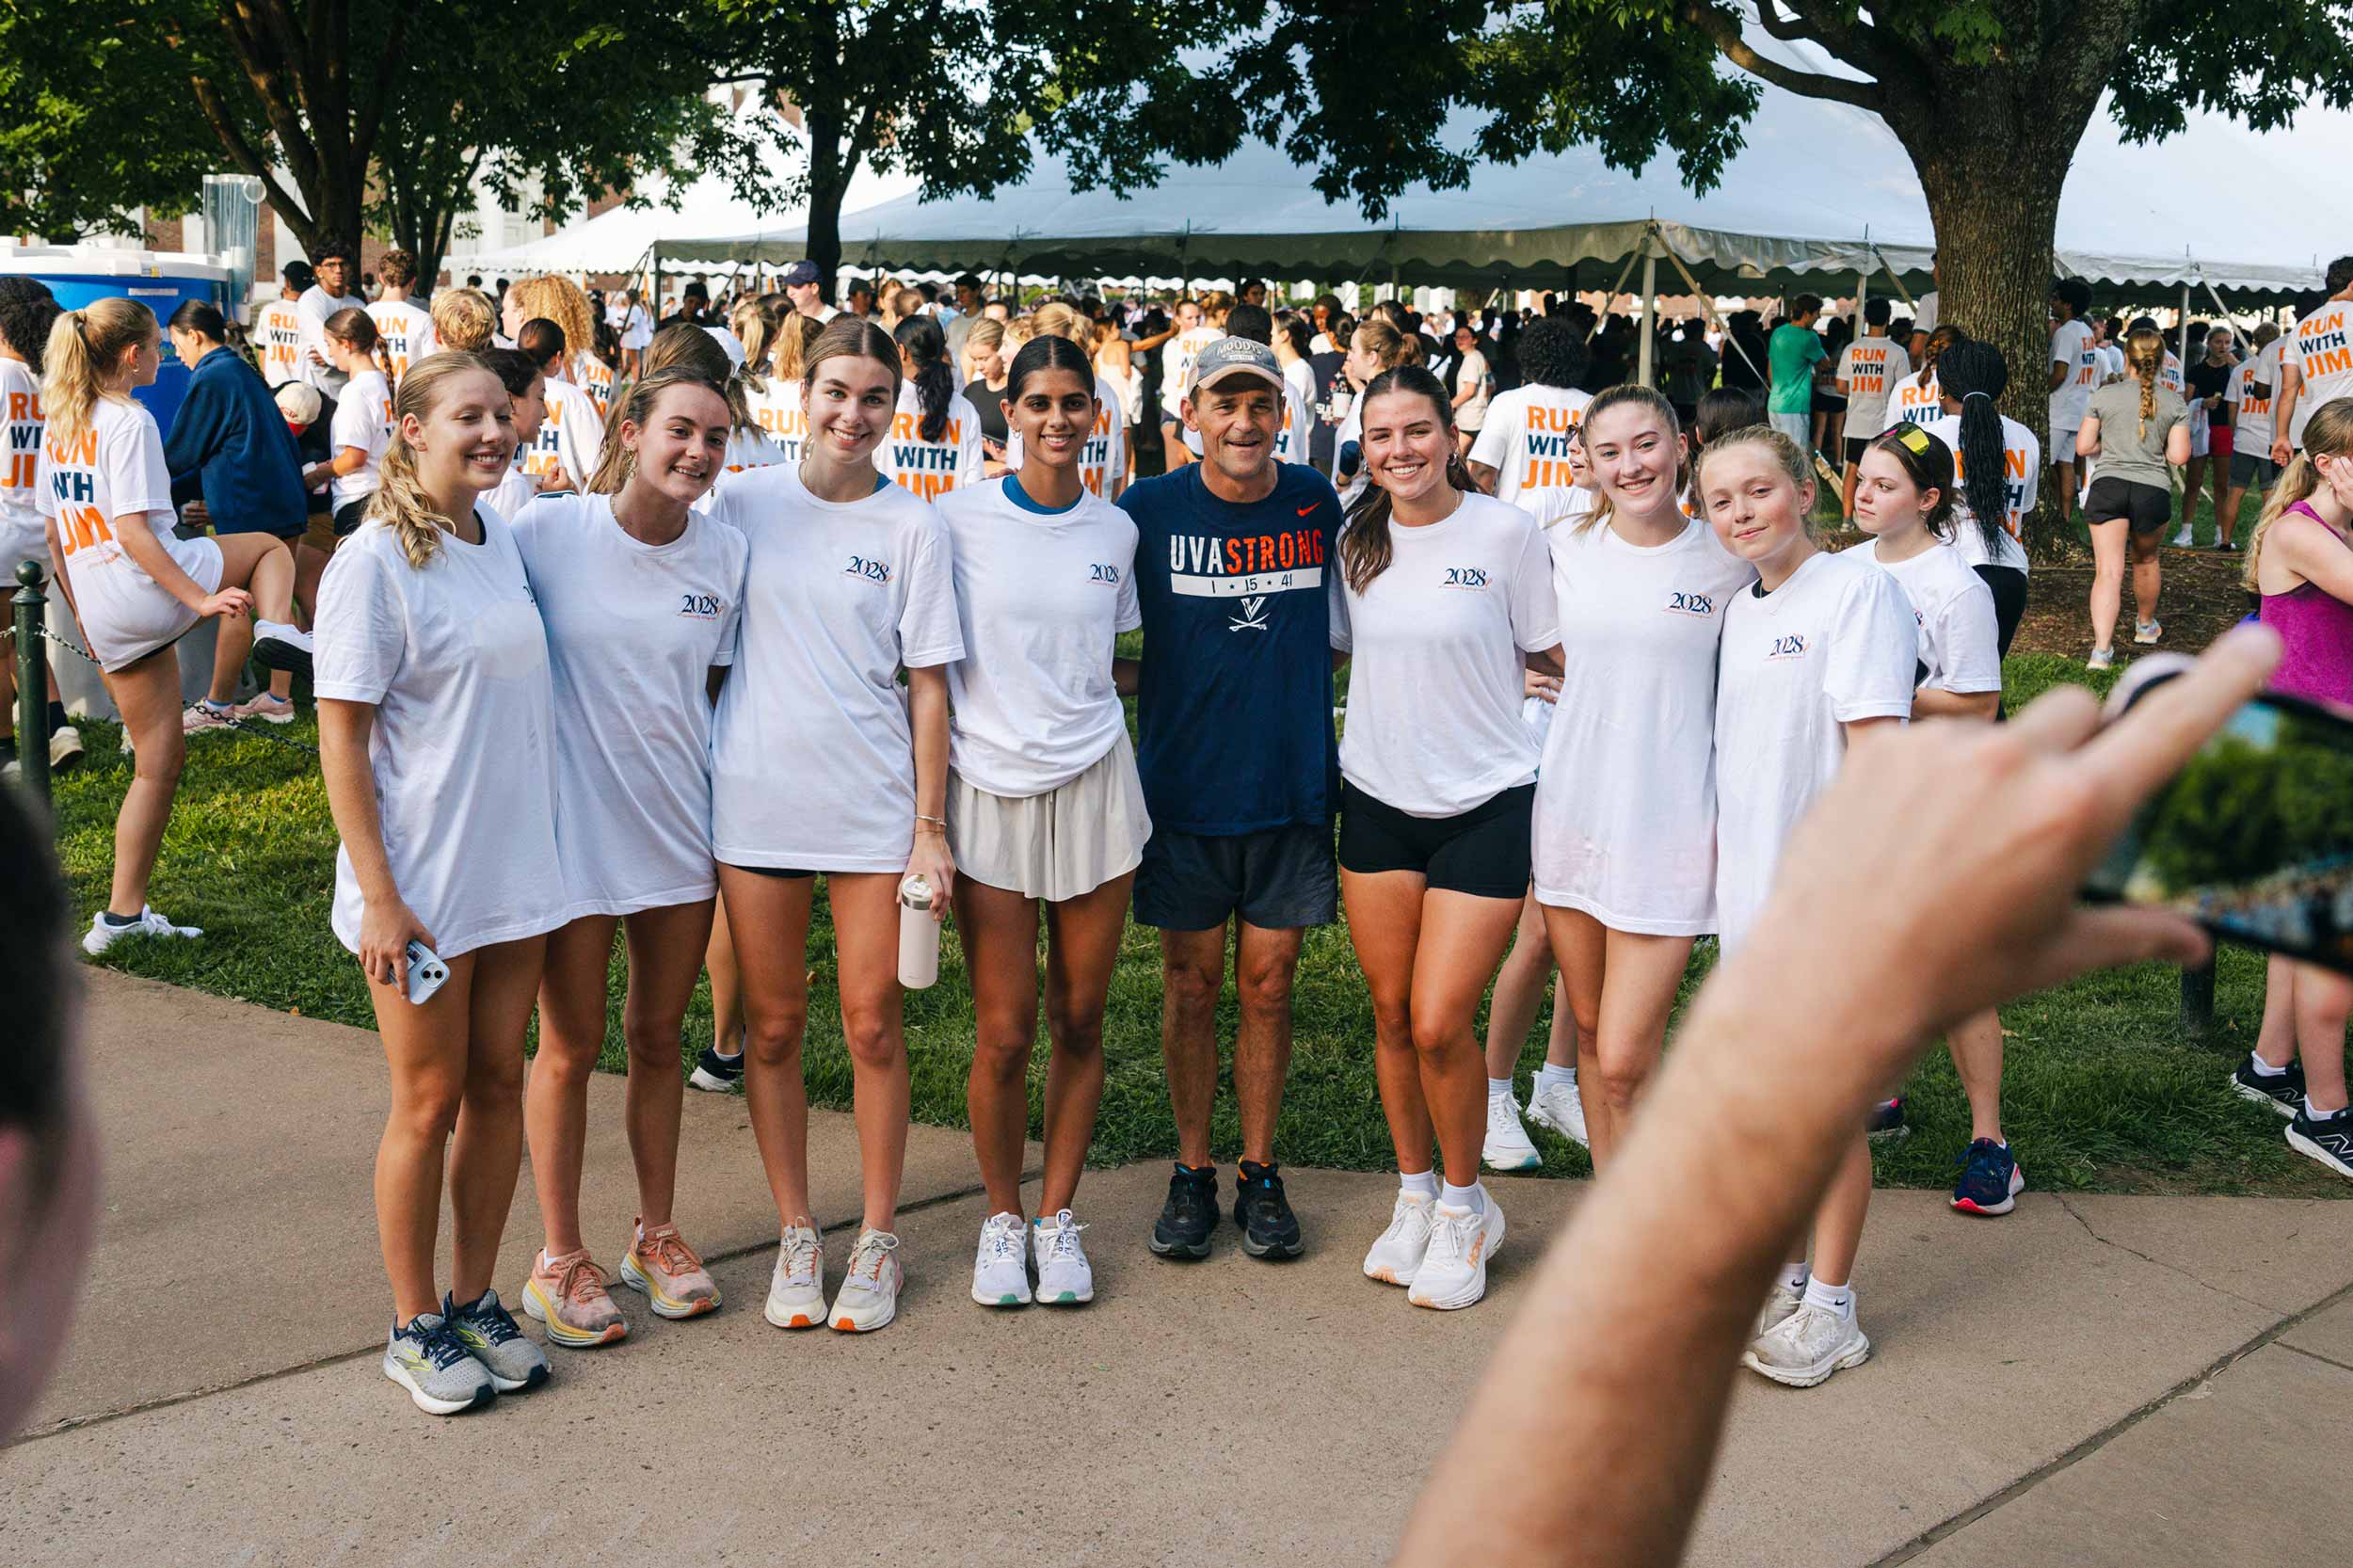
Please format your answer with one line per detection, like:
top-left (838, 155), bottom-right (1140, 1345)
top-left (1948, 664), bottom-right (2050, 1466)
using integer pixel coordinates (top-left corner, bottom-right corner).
top-left (8, 972), bottom-right (2349, 1565)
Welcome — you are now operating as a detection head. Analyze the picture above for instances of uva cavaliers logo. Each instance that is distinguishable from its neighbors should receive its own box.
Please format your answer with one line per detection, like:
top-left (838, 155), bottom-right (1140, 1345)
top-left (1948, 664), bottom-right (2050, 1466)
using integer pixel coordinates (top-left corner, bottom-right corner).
top-left (1229, 596), bottom-right (1271, 632)
top-left (1664, 590), bottom-right (1716, 617)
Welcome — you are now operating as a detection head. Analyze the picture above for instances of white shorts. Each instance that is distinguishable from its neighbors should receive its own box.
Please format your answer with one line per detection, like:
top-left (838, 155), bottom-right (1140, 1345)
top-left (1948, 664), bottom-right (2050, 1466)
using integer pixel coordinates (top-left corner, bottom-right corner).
top-left (2051, 429), bottom-right (2079, 465)
top-left (75, 532), bottom-right (223, 672)
top-left (0, 511), bottom-right (49, 577)
top-left (1769, 409), bottom-right (1810, 449)
top-left (948, 730), bottom-right (1150, 903)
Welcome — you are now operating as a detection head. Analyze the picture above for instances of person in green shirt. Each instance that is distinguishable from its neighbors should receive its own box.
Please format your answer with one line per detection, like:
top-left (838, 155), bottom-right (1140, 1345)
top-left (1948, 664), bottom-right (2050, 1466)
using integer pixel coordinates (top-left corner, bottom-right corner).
top-left (1768, 295), bottom-right (1829, 455)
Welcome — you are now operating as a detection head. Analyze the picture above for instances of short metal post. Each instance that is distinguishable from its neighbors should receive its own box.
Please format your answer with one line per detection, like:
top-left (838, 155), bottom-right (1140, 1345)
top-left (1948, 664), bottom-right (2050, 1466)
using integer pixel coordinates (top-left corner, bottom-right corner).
top-left (13, 557), bottom-right (50, 806)
top-left (2180, 957), bottom-right (2216, 1037)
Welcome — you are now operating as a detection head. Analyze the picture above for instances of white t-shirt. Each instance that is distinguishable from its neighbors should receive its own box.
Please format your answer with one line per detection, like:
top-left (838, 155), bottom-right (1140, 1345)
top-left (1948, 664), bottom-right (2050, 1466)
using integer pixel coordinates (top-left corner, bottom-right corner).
top-left (1160, 327), bottom-right (1226, 418)
top-left (520, 376), bottom-right (600, 493)
top-left (485, 455), bottom-right (536, 522)
top-left (1531, 515), bottom-right (1755, 933)
top-left (1884, 368), bottom-right (1945, 431)
top-left (328, 369), bottom-right (393, 512)
top-left (710, 466), bottom-right (965, 872)
top-left (622, 304), bottom-right (652, 351)
top-left (880, 383), bottom-right (986, 502)
top-left (1455, 348), bottom-right (1493, 430)
top-left (1282, 358), bottom-right (1316, 412)
top-left (0, 358), bottom-right (46, 563)
top-left (1835, 338), bottom-right (1912, 440)
top-left (1331, 494), bottom-right (1559, 818)
top-left (312, 510), bottom-right (568, 960)
top-left (2159, 351), bottom-right (2185, 397)
top-left (34, 398), bottom-right (220, 671)
top-left (2049, 319), bottom-right (2098, 433)
top-left (254, 299), bottom-right (305, 387)
top-left (1856, 538), bottom-right (2002, 696)
top-left (1273, 375), bottom-right (1316, 468)
top-left (1468, 383), bottom-right (1593, 505)
top-left (1713, 549), bottom-right (1918, 952)
top-left (573, 354), bottom-right (616, 420)
top-left (2233, 338), bottom-right (2288, 451)
top-left (1912, 291), bottom-right (1940, 335)
top-left (2288, 297), bottom-right (2353, 449)
top-left (511, 493), bottom-right (750, 919)
top-left (1917, 411), bottom-right (2038, 574)
top-left (2097, 343), bottom-right (2127, 383)
top-left (745, 378), bottom-right (808, 467)
top-left (296, 286), bottom-right (367, 397)
top-left (1002, 375), bottom-right (1130, 498)
top-left (937, 475), bottom-right (1140, 798)
top-left (1522, 483), bottom-right (1598, 532)
top-left (704, 324), bottom-right (747, 369)
top-left (364, 299), bottom-right (437, 385)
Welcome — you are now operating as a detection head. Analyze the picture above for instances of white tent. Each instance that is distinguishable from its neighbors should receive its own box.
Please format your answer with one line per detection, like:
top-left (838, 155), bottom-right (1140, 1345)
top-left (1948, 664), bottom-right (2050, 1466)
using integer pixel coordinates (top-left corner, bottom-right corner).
top-left (663, 32), bottom-right (2343, 304)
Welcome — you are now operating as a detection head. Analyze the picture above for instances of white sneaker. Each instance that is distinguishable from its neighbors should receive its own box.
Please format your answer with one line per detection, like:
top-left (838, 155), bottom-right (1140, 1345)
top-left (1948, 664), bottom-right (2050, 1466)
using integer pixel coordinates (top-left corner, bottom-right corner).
top-left (1032, 1209), bottom-right (1094, 1304)
top-left (762, 1224), bottom-right (825, 1329)
top-left (1526, 1077), bottom-right (1590, 1148)
top-left (1363, 1192), bottom-right (1435, 1287)
top-left (48, 724), bottom-right (84, 772)
top-left (2134, 618), bottom-right (2163, 645)
top-left (1407, 1197), bottom-right (1505, 1310)
top-left (2087, 647), bottom-right (2116, 670)
top-left (1744, 1301), bottom-right (1871, 1387)
top-left (829, 1228), bottom-right (901, 1333)
top-left (1482, 1090), bottom-right (1543, 1172)
top-left (251, 619), bottom-right (314, 676)
top-left (2170, 526), bottom-right (2193, 548)
top-left (83, 906), bottom-right (201, 955)
top-left (971, 1211), bottom-right (1032, 1307)
top-left (1754, 1277), bottom-right (1804, 1339)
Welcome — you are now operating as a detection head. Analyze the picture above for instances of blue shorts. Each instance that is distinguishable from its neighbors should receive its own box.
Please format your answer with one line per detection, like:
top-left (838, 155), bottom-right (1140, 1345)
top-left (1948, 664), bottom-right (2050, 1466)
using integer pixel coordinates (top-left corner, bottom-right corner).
top-left (1134, 823), bottom-right (1337, 932)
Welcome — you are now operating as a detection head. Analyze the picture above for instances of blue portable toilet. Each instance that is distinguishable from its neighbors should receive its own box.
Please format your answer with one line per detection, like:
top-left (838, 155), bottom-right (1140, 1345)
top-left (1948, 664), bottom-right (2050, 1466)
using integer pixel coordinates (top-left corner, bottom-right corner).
top-left (0, 243), bottom-right (232, 435)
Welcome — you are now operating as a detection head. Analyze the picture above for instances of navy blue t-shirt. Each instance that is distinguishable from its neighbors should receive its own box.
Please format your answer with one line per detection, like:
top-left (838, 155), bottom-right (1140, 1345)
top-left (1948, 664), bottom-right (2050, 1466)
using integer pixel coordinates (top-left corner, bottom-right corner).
top-left (1119, 462), bottom-right (1342, 836)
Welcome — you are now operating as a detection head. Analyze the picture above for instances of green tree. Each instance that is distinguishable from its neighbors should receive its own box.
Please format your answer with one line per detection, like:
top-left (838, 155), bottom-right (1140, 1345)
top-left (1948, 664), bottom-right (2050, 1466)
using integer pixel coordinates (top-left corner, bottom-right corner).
top-left (0, 6), bottom-right (218, 239)
top-left (1199, 0), bottom-right (2353, 553)
top-left (708, 0), bottom-right (1254, 298)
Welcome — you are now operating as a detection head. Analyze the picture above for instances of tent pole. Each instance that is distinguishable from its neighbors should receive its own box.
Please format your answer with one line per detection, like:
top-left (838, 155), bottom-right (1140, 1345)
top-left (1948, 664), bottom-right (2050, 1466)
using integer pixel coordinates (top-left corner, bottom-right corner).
top-left (1638, 248), bottom-right (1658, 388)
top-left (2178, 281), bottom-right (2191, 368)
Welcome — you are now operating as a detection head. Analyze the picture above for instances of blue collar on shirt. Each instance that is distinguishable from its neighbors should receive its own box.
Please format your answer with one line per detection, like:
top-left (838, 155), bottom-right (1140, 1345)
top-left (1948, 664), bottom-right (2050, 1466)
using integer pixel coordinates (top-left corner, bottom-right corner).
top-left (1002, 472), bottom-right (1083, 516)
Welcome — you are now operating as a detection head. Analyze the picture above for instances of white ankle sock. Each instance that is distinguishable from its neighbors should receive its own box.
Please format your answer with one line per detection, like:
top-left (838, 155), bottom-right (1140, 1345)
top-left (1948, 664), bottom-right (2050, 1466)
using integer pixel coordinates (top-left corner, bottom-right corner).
top-left (1780, 1261), bottom-right (1810, 1292)
top-left (1441, 1180), bottom-right (1484, 1215)
top-left (1399, 1170), bottom-right (1439, 1200)
top-left (1536, 1063), bottom-right (1577, 1093)
top-left (2249, 1053), bottom-right (2288, 1078)
top-left (1802, 1277), bottom-right (1854, 1317)
top-left (1487, 1076), bottom-right (1514, 1099)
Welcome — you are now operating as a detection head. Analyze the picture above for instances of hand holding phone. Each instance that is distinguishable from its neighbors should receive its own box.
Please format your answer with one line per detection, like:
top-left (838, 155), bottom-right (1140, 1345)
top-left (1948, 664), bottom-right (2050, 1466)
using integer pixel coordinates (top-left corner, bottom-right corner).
top-left (404, 940), bottom-right (450, 1005)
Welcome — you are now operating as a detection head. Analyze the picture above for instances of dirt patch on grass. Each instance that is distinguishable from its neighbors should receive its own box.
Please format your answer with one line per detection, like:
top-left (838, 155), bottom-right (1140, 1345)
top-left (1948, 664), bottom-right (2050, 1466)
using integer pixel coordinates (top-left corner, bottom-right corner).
top-left (2015, 545), bottom-right (2254, 663)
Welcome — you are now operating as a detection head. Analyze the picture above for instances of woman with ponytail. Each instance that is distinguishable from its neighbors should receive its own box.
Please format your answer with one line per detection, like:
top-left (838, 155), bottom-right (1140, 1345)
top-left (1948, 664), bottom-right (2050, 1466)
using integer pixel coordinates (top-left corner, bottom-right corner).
top-left (1918, 339), bottom-right (2036, 658)
top-left (936, 334), bottom-right (1146, 1309)
top-left (311, 309), bottom-right (396, 538)
top-left (1887, 323), bottom-right (1964, 429)
top-left (1334, 317), bottom-right (1425, 504)
top-left (2078, 327), bottom-right (2189, 665)
top-left (712, 316), bottom-right (962, 1335)
top-left (2235, 398), bottom-right (2353, 1181)
top-left (744, 311), bottom-right (821, 470)
top-left (882, 314), bottom-right (983, 500)
top-left (511, 369), bottom-right (751, 1346)
top-left (1529, 384), bottom-right (1753, 1175)
top-left (1338, 365), bottom-right (1561, 1313)
top-left (36, 297), bottom-right (311, 952)
top-left (312, 350), bottom-right (567, 1415)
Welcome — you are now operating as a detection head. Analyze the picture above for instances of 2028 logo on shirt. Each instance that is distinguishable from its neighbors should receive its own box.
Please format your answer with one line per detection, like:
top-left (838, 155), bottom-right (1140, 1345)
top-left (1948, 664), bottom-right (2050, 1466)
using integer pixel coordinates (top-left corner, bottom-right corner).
top-left (1768, 633), bottom-right (1810, 661)
top-left (844, 554), bottom-right (892, 584)
top-left (1664, 589), bottom-right (1717, 617)
top-left (678, 591), bottom-right (725, 620)
top-left (1442, 566), bottom-right (1489, 590)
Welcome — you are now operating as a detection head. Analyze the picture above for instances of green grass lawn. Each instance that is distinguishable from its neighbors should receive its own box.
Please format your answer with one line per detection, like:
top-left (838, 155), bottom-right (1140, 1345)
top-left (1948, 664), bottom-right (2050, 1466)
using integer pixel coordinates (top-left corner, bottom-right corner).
top-left (44, 650), bottom-right (2345, 1199)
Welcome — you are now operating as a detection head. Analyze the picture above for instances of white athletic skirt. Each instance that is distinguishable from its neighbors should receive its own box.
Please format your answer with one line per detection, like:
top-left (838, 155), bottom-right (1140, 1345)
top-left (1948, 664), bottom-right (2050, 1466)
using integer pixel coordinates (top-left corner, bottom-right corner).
top-left (74, 532), bottom-right (223, 672)
top-left (948, 729), bottom-right (1150, 903)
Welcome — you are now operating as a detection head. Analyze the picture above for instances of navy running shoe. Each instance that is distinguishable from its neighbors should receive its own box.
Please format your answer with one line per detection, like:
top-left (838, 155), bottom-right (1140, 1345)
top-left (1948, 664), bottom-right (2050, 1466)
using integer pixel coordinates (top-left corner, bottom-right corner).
top-left (1951, 1139), bottom-right (2025, 1215)
top-left (2287, 1106), bottom-right (2353, 1181)
top-left (2232, 1057), bottom-right (2305, 1118)
top-left (1865, 1097), bottom-right (1909, 1143)
top-left (1233, 1161), bottom-right (1304, 1259)
top-left (1150, 1163), bottom-right (1219, 1259)
top-left (689, 1044), bottom-right (745, 1093)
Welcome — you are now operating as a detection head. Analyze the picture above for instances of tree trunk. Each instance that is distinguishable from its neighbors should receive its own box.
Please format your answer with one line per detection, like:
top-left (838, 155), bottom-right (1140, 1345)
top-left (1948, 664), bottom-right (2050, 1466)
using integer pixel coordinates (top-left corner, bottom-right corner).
top-left (802, 107), bottom-right (849, 304)
top-left (1898, 95), bottom-right (2095, 561)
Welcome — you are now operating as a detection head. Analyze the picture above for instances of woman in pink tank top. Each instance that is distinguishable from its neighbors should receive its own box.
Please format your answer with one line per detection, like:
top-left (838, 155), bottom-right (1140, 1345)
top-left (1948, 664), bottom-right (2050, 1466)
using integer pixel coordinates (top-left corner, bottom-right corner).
top-left (2241, 396), bottom-right (2353, 1181)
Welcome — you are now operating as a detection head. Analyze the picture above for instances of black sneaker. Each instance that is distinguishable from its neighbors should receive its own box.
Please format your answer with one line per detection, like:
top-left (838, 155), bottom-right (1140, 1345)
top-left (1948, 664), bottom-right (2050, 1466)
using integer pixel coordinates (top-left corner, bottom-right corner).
top-left (2232, 1057), bottom-right (2305, 1117)
top-left (688, 1044), bottom-right (744, 1093)
top-left (1149, 1163), bottom-right (1218, 1258)
top-left (2287, 1106), bottom-right (2353, 1180)
top-left (1865, 1097), bottom-right (1909, 1143)
top-left (1232, 1161), bottom-right (1304, 1259)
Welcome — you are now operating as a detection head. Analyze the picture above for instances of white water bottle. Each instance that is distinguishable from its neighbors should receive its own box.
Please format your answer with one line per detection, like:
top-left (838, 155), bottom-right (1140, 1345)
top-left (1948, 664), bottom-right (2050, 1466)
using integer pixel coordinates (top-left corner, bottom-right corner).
top-left (897, 873), bottom-right (938, 990)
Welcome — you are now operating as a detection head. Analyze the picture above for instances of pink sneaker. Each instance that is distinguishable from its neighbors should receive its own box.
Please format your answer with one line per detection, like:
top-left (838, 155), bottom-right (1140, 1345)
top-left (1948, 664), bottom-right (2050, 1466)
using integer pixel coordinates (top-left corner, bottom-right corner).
top-left (520, 1248), bottom-right (627, 1348)
top-left (232, 692), bottom-right (297, 725)
top-left (181, 700), bottom-right (236, 736)
top-left (619, 1219), bottom-right (720, 1320)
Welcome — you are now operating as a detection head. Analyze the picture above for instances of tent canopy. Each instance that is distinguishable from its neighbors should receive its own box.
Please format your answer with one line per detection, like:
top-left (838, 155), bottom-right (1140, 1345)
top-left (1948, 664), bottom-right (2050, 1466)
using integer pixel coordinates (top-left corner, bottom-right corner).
top-left (659, 32), bottom-right (2339, 304)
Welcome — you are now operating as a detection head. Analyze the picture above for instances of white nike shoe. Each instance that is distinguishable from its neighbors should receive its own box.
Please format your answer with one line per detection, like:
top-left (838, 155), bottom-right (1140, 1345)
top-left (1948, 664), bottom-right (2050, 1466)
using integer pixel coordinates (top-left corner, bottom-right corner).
top-left (971, 1211), bottom-right (1032, 1307)
top-left (1526, 1078), bottom-right (1590, 1147)
top-left (1362, 1192), bottom-right (1435, 1287)
top-left (1481, 1090), bottom-right (1543, 1172)
top-left (83, 906), bottom-right (201, 954)
top-left (1407, 1197), bottom-right (1505, 1310)
top-left (1745, 1301), bottom-right (1871, 1387)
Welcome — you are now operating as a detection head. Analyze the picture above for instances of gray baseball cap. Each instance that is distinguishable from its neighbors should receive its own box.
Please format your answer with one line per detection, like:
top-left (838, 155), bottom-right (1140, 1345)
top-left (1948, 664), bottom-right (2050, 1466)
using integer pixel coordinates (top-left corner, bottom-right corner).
top-left (1187, 335), bottom-right (1285, 398)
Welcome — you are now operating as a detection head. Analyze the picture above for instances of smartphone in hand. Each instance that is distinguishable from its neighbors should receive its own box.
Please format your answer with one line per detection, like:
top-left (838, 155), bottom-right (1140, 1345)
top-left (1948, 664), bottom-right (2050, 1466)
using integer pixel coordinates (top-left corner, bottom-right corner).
top-left (2085, 656), bottom-right (2353, 975)
top-left (405, 940), bottom-right (451, 1005)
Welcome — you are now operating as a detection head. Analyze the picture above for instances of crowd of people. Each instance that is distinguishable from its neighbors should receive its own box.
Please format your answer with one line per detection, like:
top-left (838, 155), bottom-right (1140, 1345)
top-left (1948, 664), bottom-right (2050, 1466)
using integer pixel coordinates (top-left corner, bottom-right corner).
top-left (10, 239), bottom-right (2353, 1422)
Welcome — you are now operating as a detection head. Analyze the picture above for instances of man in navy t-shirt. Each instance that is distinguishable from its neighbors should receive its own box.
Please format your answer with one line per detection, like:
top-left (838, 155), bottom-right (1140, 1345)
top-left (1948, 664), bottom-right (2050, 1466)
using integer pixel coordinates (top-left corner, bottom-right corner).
top-left (1116, 336), bottom-right (1341, 1264)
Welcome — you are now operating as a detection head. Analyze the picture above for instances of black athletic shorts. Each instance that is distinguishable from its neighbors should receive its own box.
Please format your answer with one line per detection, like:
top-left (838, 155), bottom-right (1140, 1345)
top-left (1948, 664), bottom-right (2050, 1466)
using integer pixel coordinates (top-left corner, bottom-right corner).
top-left (721, 862), bottom-right (814, 879)
top-left (2084, 476), bottom-right (2170, 535)
top-left (1845, 437), bottom-right (1871, 468)
top-left (1134, 821), bottom-right (1337, 932)
top-left (2231, 451), bottom-right (2279, 488)
top-left (332, 498), bottom-right (370, 537)
top-left (1972, 564), bottom-right (2027, 722)
top-left (1337, 780), bottom-right (1533, 900)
